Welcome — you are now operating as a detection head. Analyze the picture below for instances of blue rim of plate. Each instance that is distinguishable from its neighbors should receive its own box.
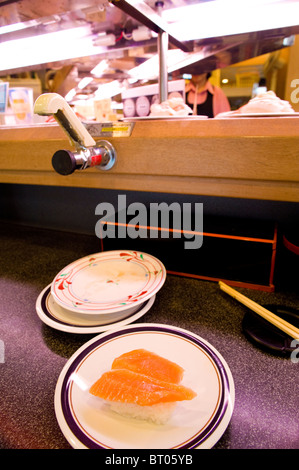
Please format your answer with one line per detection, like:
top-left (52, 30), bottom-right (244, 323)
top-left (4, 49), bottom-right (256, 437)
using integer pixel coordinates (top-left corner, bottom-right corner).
top-left (56, 324), bottom-right (234, 449)
top-left (40, 285), bottom-right (145, 327)
top-left (36, 285), bottom-right (155, 334)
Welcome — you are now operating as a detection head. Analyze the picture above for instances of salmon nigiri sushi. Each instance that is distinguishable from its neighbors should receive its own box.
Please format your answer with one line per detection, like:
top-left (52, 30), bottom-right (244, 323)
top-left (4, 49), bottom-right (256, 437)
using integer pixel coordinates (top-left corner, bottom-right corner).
top-left (111, 349), bottom-right (185, 384)
top-left (89, 351), bottom-right (196, 424)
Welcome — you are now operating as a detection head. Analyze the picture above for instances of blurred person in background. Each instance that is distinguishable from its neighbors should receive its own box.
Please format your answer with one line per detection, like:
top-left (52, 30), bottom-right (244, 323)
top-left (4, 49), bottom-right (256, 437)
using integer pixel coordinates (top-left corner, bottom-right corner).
top-left (186, 72), bottom-right (231, 117)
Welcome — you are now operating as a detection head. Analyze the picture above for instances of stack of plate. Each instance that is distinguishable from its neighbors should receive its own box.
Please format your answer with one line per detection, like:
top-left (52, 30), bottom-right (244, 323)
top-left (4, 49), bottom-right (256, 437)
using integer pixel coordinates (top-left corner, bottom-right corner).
top-left (36, 250), bottom-right (166, 334)
top-left (41, 250), bottom-right (235, 448)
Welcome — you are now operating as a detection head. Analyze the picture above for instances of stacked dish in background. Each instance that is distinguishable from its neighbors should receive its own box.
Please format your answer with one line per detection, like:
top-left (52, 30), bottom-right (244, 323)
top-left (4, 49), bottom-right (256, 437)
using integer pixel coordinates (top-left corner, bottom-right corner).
top-left (36, 250), bottom-right (166, 334)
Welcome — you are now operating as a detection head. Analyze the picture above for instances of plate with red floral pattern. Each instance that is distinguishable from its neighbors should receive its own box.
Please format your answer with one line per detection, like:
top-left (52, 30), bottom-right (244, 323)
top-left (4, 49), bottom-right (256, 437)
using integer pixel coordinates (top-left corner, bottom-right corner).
top-left (51, 250), bottom-right (166, 315)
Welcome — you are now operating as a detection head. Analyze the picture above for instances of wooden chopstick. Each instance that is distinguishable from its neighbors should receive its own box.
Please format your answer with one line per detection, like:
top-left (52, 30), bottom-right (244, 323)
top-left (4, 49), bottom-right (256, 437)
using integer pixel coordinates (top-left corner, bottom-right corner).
top-left (219, 281), bottom-right (299, 339)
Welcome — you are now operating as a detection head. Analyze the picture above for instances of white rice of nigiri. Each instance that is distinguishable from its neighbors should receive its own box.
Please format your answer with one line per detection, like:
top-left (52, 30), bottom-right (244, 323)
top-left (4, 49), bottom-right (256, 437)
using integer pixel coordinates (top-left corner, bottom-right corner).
top-left (109, 400), bottom-right (176, 425)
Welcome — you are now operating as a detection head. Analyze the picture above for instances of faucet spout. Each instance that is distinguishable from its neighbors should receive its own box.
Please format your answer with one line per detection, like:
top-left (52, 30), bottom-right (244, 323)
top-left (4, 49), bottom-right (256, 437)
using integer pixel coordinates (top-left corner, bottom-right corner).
top-left (34, 93), bottom-right (117, 175)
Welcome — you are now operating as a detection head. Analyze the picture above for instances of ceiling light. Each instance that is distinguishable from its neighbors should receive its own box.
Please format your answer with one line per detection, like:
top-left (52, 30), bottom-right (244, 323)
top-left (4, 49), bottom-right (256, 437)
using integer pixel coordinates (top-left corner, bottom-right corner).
top-left (0, 14), bottom-right (61, 36)
top-left (0, 25), bottom-right (108, 72)
top-left (127, 47), bottom-right (211, 81)
top-left (128, 49), bottom-right (188, 80)
top-left (0, 21), bottom-right (35, 35)
top-left (128, 55), bottom-right (159, 80)
top-left (163, 0), bottom-right (299, 41)
top-left (65, 88), bottom-right (77, 102)
top-left (91, 60), bottom-right (109, 77)
top-left (77, 77), bottom-right (94, 89)
top-left (94, 80), bottom-right (126, 99)
top-left (75, 94), bottom-right (92, 100)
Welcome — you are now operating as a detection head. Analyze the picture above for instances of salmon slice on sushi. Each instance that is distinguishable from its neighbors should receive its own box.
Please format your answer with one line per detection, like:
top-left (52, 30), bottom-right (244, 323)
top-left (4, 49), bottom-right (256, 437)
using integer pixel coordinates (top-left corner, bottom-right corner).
top-left (89, 350), bottom-right (196, 424)
top-left (111, 349), bottom-right (185, 384)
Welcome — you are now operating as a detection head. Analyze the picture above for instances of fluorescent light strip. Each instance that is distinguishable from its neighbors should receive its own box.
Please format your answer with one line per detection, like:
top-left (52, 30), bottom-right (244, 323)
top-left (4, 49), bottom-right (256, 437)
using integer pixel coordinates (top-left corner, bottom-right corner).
top-left (163, 0), bottom-right (283, 23)
top-left (127, 47), bottom-right (216, 81)
top-left (65, 88), bottom-right (77, 102)
top-left (0, 19), bottom-right (41, 35)
top-left (163, 0), bottom-right (299, 41)
top-left (0, 14), bottom-right (61, 36)
top-left (77, 77), bottom-right (93, 89)
top-left (128, 49), bottom-right (189, 80)
top-left (95, 80), bottom-right (126, 99)
top-left (0, 26), bottom-right (107, 72)
top-left (91, 60), bottom-right (109, 76)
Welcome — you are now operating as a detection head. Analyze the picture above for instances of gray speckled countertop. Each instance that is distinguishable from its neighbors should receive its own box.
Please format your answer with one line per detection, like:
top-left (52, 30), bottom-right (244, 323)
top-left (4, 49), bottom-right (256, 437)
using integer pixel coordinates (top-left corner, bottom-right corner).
top-left (0, 222), bottom-right (298, 450)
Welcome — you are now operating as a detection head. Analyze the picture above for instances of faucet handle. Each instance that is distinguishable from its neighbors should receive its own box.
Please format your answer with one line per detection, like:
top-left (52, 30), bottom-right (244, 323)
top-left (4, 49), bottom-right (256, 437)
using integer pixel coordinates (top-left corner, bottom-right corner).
top-left (34, 93), bottom-right (96, 149)
top-left (52, 141), bottom-right (116, 175)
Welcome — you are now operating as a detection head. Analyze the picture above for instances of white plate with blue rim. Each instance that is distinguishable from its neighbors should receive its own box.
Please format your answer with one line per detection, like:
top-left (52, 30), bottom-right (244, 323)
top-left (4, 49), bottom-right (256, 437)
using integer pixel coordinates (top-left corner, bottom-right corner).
top-left (54, 323), bottom-right (235, 448)
top-left (36, 284), bottom-right (155, 334)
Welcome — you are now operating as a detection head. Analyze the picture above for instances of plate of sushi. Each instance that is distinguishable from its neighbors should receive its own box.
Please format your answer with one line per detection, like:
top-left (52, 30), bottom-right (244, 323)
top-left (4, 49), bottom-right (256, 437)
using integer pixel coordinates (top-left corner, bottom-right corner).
top-left (36, 250), bottom-right (165, 333)
top-left (54, 323), bottom-right (235, 449)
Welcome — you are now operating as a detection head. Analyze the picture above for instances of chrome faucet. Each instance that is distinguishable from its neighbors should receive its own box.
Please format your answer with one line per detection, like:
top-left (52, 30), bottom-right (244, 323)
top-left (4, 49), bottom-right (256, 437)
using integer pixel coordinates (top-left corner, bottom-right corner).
top-left (34, 93), bottom-right (116, 175)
